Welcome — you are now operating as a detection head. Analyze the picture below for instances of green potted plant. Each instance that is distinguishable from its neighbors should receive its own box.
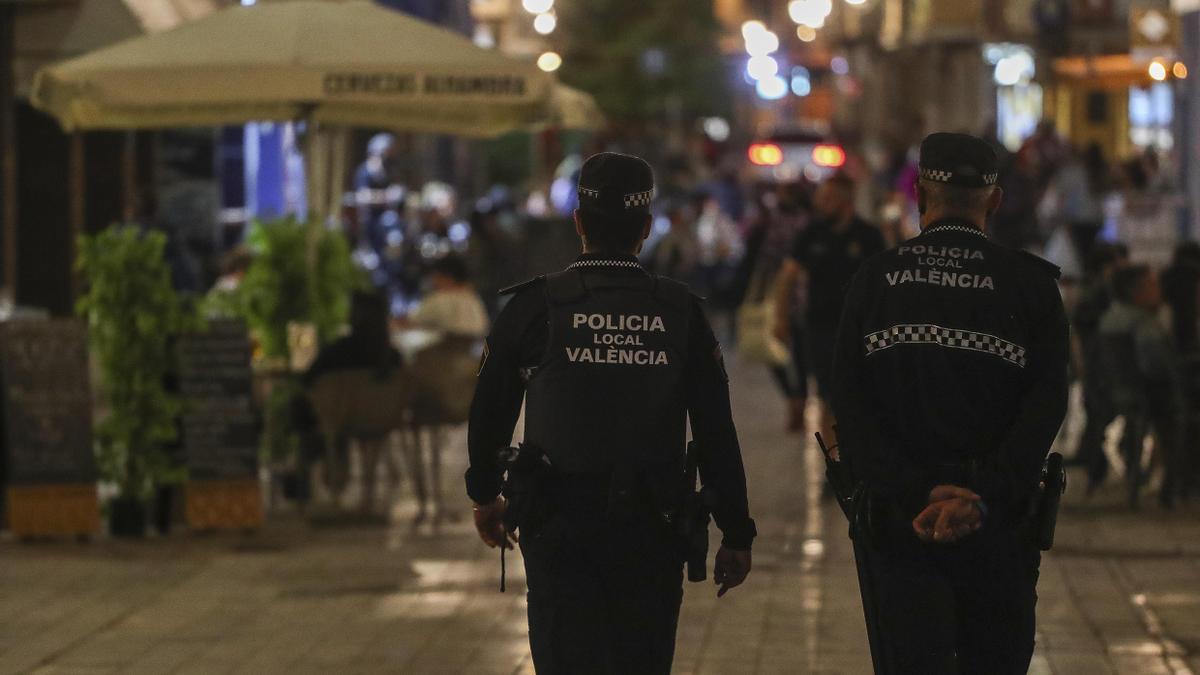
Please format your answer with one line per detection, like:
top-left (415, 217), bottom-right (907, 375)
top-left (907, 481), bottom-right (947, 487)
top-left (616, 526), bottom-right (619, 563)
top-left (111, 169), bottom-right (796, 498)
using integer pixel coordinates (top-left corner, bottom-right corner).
top-left (231, 218), bottom-right (360, 462)
top-left (237, 218), bottom-right (359, 358)
top-left (76, 225), bottom-right (193, 537)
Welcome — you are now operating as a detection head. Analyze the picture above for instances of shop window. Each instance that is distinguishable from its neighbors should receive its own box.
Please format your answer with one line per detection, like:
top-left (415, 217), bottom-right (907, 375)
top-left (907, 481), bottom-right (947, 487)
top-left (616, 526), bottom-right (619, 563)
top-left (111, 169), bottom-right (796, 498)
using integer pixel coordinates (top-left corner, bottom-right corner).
top-left (1129, 82), bottom-right (1174, 149)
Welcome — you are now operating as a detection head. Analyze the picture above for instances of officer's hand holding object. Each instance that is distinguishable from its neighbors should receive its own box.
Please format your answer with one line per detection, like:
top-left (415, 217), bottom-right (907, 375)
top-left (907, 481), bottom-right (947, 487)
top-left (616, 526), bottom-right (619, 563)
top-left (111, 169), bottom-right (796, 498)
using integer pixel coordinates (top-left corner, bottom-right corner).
top-left (912, 485), bottom-right (983, 543)
top-left (713, 546), bottom-right (752, 598)
top-left (473, 498), bottom-right (517, 549)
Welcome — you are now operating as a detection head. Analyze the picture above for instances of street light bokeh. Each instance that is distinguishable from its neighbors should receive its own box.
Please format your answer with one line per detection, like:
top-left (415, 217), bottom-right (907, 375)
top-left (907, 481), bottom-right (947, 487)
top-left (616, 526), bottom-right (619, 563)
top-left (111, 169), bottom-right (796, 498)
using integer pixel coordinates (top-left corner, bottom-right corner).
top-left (747, 55), bottom-right (780, 81)
top-left (1149, 61), bottom-right (1168, 81)
top-left (522, 0), bottom-right (554, 14)
top-left (744, 28), bottom-right (780, 56)
top-left (537, 51), bottom-right (562, 72)
top-left (756, 75), bottom-right (788, 100)
top-left (741, 20), bottom-right (767, 39)
top-left (533, 12), bottom-right (556, 35)
top-left (791, 66), bottom-right (812, 96)
top-left (789, 0), bottom-right (832, 28)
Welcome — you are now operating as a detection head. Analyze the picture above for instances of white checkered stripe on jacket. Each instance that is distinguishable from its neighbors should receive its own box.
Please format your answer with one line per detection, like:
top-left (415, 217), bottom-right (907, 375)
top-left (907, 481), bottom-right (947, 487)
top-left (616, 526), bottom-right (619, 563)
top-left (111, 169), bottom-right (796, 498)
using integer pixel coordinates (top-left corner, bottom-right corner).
top-left (623, 190), bottom-right (653, 209)
top-left (864, 324), bottom-right (1027, 368)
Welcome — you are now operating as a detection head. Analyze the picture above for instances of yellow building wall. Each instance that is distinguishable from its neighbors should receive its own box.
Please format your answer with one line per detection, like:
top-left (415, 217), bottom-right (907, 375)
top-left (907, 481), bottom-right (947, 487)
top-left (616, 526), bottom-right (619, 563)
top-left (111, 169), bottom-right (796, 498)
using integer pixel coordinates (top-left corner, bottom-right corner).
top-left (1050, 83), bottom-right (1131, 161)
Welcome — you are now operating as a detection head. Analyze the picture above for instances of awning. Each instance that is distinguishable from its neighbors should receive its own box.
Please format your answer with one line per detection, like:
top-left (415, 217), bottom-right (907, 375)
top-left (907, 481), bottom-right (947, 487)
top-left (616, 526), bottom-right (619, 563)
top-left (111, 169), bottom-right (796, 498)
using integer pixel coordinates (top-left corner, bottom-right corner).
top-left (31, 0), bottom-right (601, 136)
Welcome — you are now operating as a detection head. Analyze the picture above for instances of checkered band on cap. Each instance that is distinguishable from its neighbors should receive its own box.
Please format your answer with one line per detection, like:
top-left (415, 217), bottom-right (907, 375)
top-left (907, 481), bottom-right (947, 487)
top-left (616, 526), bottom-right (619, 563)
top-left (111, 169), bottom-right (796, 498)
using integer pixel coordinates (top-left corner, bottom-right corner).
top-left (623, 190), bottom-right (654, 209)
top-left (983, 173), bottom-right (999, 185)
top-left (920, 168), bottom-right (953, 183)
top-left (864, 323), bottom-right (1027, 368)
top-left (578, 186), bottom-right (600, 199)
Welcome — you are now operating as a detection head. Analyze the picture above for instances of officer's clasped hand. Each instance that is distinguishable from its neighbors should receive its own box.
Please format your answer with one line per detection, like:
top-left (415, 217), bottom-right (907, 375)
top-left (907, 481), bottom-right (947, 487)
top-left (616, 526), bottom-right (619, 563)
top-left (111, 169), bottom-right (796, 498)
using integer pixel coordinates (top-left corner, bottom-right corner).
top-left (473, 497), bottom-right (518, 550)
top-left (912, 485), bottom-right (984, 544)
top-left (713, 546), bottom-right (751, 598)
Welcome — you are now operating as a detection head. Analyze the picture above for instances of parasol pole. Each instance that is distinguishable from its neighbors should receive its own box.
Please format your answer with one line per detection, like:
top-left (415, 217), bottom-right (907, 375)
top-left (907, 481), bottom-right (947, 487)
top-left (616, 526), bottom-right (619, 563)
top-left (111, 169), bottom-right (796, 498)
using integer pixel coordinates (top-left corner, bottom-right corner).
top-left (300, 105), bottom-right (322, 275)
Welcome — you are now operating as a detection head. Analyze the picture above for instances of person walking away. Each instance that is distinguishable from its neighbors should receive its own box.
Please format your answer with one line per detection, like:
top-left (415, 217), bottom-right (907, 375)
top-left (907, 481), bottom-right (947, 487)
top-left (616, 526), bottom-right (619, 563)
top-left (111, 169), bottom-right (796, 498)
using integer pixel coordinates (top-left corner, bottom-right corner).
top-left (1040, 144), bottom-right (1108, 265)
top-left (1071, 243), bottom-right (1129, 483)
top-left (467, 152), bottom-right (756, 674)
top-left (735, 185), bottom-right (809, 431)
top-left (1161, 243), bottom-right (1200, 500)
top-left (693, 191), bottom-right (746, 336)
top-left (991, 146), bottom-right (1042, 251)
top-left (1161, 242), bottom-right (1200, 356)
top-left (650, 201), bottom-right (701, 284)
top-left (832, 133), bottom-right (1069, 673)
top-left (774, 172), bottom-right (885, 446)
top-left (1097, 265), bottom-right (1186, 507)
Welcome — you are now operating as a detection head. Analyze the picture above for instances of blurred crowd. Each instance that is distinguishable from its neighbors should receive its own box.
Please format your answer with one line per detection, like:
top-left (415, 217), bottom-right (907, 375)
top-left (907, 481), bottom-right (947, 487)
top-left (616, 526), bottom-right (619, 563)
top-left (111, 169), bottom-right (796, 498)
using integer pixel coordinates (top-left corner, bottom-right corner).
top-left (1068, 241), bottom-right (1200, 509)
top-left (190, 124), bottom-right (1196, 515)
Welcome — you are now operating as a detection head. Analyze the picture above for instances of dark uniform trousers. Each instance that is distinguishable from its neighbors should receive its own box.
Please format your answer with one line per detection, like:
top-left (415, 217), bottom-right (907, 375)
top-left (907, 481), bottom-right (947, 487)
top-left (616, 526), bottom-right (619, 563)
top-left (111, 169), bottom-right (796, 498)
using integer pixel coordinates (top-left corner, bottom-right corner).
top-left (521, 482), bottom-right (684, 675)
top-left (855, 520), bottom-right (1040, 675)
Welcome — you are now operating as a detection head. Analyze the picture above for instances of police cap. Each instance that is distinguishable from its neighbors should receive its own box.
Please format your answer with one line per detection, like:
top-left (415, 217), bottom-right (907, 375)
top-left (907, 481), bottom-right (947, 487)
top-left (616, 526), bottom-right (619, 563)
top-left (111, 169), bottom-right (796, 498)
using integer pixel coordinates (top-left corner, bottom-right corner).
top-left (577, 152), bottom-right (655, 217)
top-left (918, 132), bottom-right (999, 189)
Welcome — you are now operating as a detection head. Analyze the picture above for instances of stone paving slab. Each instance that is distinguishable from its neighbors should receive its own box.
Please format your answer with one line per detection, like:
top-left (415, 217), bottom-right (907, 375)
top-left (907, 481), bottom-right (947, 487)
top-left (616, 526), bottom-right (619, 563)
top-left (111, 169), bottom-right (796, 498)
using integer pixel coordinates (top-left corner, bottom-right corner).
top-left (0, 360), bottom-right (1197, 674)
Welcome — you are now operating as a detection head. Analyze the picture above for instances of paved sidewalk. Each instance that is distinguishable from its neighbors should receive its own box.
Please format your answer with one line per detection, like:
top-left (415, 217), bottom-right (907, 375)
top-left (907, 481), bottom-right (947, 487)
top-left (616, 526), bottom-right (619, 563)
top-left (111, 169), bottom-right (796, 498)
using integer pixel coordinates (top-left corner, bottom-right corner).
top-left (1, 359), bottom-right (1198, 674)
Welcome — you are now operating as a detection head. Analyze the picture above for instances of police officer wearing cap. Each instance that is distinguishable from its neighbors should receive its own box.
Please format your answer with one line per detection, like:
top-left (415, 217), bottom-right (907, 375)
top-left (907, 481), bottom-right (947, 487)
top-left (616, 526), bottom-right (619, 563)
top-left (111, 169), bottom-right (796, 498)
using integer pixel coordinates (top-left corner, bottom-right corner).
top-left (831, 133), bottom-right (1069, 673)
top-left (467, 152), bottom-right (757, 674)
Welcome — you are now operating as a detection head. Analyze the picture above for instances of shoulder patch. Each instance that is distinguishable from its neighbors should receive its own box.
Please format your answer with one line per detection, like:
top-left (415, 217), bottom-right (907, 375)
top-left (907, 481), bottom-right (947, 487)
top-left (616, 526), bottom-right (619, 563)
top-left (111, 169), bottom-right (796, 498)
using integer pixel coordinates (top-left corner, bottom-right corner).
top-left (1016, 250), bottom-right (1062, 281)
top-left (499, 275), bottom-right (546, 296)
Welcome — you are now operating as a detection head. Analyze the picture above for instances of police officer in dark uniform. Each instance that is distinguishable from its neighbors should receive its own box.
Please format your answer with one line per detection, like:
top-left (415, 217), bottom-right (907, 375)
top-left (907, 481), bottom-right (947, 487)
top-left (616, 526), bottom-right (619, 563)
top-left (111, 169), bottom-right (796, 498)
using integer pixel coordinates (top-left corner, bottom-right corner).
top-left (831, 133), bottom-right (1069, 674)
top-left (467, 153), bottom-right (757, 674)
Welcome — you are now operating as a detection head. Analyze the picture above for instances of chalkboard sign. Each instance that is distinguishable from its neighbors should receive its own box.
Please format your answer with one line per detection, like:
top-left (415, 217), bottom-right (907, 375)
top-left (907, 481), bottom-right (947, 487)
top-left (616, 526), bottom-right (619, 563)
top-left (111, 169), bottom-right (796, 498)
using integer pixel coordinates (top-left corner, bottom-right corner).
top-left (1, 319), bottom-right (96, 485)
top-left (178, 320), bottom-right (257, 480)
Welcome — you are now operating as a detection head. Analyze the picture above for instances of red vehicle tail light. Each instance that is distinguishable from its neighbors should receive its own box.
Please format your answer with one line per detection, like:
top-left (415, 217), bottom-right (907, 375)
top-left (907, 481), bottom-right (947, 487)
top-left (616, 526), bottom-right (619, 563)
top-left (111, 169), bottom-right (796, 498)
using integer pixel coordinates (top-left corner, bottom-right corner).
top-left (748, 143), bottom-right (784, 166)
top-left (812, 144), bottom-right (846, 168)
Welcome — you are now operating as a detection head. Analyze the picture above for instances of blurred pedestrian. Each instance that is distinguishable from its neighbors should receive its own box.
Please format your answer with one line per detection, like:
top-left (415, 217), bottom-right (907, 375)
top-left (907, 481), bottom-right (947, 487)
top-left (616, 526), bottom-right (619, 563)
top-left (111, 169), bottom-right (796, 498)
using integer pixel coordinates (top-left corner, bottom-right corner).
top-left (354, 133), bottom-right (403, 253)
top-left (467, 195), bottom-right (520, 318)
top-left (1161, 241), bottom-right (1200, 356)
top-left (402, 255), bottom-right (489, 342)
top-left (302, 290), bottom-right (403, 498)
top-left (734, 185), bottom-right (809, 431)
top-left (833, 133), bottom-right (1068, 674)
top-left (467, 152), bottom-right (755, 674)
top-left (773, 172), bottom-right (885, 445)
top-left (1162, 242), bottom-right (1200, 501)
top-left (1040, 144), bottom-right (1109, 265)
top-left (991, 146), bottom-right (1041, 250)
top-left (1071, 243), bottom-right (1129, 480)
top-left (650, 201), bottom-right (700, 283)
top-left (1096, 265), bottom-right (1186, 507)
top-left (201, 245), bottom-right (253, 318)
top-left (693, 192), bottom-right (744, 299)
top-left (1019, 120), bottom-right (1067, 186)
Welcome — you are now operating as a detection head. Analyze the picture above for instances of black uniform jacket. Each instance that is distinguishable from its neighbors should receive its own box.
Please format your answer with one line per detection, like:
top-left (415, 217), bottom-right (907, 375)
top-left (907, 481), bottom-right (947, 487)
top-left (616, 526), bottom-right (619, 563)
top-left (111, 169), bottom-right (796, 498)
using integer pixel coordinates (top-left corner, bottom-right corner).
top-left (466, 253), bottom-right (757, 550)
top-left (832, 219), bottom-right (1070, 525)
